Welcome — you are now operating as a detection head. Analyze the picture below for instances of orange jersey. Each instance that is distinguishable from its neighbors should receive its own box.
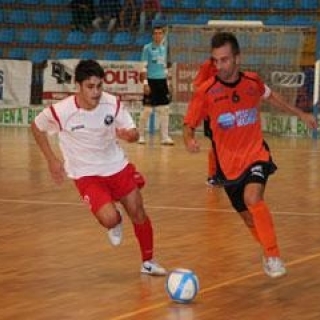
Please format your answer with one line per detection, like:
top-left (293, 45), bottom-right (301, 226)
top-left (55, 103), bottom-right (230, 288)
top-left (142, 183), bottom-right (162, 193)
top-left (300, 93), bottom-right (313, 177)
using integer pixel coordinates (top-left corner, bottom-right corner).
top-left (185, 72), bottom-right (271, 181)
top-left (193, 58), bottom-right (217, 88)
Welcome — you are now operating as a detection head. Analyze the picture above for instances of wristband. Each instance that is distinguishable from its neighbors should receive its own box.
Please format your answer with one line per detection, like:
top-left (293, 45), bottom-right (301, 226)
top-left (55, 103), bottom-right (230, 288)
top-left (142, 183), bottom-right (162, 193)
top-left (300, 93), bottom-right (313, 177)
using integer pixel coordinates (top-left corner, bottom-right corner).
top-left (143, 79), bottom-right (148, 85)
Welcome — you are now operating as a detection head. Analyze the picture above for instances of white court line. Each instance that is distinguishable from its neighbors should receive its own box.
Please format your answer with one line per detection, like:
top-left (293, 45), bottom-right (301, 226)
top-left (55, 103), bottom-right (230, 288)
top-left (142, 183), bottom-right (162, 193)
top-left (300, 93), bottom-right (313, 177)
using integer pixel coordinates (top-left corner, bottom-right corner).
top-left (0, 198), bottom-right (319, 217)
top-left (109, 252), bottom-right (320, 320)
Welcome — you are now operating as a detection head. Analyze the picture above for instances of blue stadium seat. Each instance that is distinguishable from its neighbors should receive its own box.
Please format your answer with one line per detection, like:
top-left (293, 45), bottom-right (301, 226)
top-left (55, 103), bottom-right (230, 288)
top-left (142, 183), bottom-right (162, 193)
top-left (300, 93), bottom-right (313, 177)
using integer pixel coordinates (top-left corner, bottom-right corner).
top-left (18, 0), bottom-right (40, 4)
top-left (271, 0), bottom-right (295, 9)
top-left (66, 30), bottom-right (87, 45)
top-left (43, 0), bottom-right (65, 5)
top-left (103, 52), bottom-right (121, 61)
top-left (169, 13), bottom-right (190, 25)
top-left (0, 11), bottom-right (4, 23)
top-left (287, 16), bottom-right (313, 26)
top-left (55, 50), bottom-right (74, 59)
top-left (299, 0), bottom-right (318, 9)
top-left (19, 29), bottom-right (39, 44)
top-left (7, 10), bottom-right (28, 24)
top-left (30, 49), bottom-right (50, 63)
top-left (0, 0), bottom-right (16, 3)
top-left (56, 11), bottom-right (73, 26)
top-left (135, 33), bottom-right (151, 46)
top-left (43, 29), bottom-right (63, 45)
top-left (228, 0), bottom-right (247, 9)
top-left (79, 50), bottom-right (97, 60)
top-left (194, 14), bottom-right (212, 25)
top-left (89, 31), bottom-right (111, 46)
top-left (204, 0), bottom-right (222, 9)
top-left (250, 0), bottom-right (271, 9)
top-left (180, 0), bottom-right (201, 9)
top-left (0, 29), bottom-right (15, 43)
top-left (264, 15), bottom-right (285, 25)
top-left (112, 32), bottom-right (133, 45)
top-left (8, 48), bottom-right (26, 60)
top-left (161, 0), bottom-right (175, 8)
top-left (32, 11), bottom-right (52, 25)
top-left (125, 52), bottom-right (141, 61)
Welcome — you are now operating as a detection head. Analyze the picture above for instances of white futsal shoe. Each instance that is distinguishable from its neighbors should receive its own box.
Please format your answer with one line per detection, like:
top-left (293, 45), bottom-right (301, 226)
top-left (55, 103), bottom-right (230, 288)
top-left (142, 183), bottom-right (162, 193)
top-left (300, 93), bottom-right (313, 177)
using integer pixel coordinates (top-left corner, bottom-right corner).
top-left (262, 256), bottom-right (287, 278)
top-left (141, 260), bottom-right (167, 276)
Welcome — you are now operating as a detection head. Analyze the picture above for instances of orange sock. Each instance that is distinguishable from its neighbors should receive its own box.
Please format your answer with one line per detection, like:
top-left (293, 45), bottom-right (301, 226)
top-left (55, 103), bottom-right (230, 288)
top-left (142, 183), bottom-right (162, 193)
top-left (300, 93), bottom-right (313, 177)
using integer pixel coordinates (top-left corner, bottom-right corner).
top-left (208, 148), bottom-right (217, 177)
top-left (133, 216), bottom-right (153, 262)
top-left (248, 201), bottom-right (280, 257)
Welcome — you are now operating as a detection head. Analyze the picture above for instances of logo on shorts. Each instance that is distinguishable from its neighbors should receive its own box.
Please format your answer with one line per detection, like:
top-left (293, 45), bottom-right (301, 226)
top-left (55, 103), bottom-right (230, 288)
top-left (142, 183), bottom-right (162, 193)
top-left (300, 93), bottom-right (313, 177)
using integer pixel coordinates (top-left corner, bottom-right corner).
top-left (83, 195), bottom-right (92, 209)
top-left (104, 114), bottom-right (114, 126)
top-left (250, 165), bottom-right (264, 178)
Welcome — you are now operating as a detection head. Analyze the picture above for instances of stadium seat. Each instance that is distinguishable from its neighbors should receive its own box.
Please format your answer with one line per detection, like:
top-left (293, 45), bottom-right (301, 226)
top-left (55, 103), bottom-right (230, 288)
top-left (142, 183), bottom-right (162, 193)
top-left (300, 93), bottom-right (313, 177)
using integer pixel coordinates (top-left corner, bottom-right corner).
top-left (299, 0), bottom-right (318, 9)
top-left (43, 29), bottom-right (63, 45)
top-left (161, 0), bottom-right (175, 8)
top-left (169, 14), bottom-right (190, 25)
top-left (0, 11), bottom-right (4, 23)
top-left (55, 11), bottom-right (73, 26)
top-left (7, 10), bottom-right (28, 24)
top-left (194, 14), bottom-right (212, 25)
top-left (271, 0), bottom-right (295, 9)
top-left (228, 0), bottom-right (247, 9)
top-left (250, 0), bottom-right (271, 9)
top-left (264, 15), bottom-right (285, 25)
top-left (66, 30), bottom-right (87, 45)
top-left (0, 29), bottom-right (15, 43)
top-left (134, 33), bottom-right (151, 46)
top-left (30, 49), bottom-right (50, 63)
top-left (204, 0), bottom-right (222, 9)
top-left (8, 48), bottom-right (26, 60)
top-left (180, 0), bottom-right (202, 9)
top-left (19, 29), bottom-right (39, 44)
top-left (125, 52), bottom-right (141, 61)
top-left (55, 50), bottom-right (74, 59)
top-left (112, 32), bottom-right (133, 46)
top-left (0, 0), bottom-right (16, 3)
top-left (32, 11), bottom-right (52, 25)
top-left (103, 52), bottom-right (121, 61)
top-left (287, 16), bottom-right (313, 26)
top-left (18, 0), bottom-right (40, 4)
top-left (89, 31), bottom-right (111, 46)
top-left (43, 0), bottom-right (65, 5)
top-left (79, 50), bottom-right (97, 60)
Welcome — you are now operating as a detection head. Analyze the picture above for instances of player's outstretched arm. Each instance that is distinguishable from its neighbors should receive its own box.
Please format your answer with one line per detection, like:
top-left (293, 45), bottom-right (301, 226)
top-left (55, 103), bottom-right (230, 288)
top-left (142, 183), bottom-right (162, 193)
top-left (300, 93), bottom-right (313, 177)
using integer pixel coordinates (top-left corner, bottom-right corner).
top-left (267, 91), bottom-right (318, 129)
top-left (31, 122), bottom-right (66, 184)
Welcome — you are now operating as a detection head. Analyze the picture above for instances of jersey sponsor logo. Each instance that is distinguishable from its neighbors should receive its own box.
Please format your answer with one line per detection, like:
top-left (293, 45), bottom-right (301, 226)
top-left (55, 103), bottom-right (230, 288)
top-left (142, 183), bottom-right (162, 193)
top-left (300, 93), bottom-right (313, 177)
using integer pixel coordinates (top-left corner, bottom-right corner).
top-left (217, 112), bottom-right (236, 129)
top-left (250, 165), bottom-right (265, 178)
top-left (71, 124), bottom-right (85, 131)
top-left (104, 114), bottom-right (114, 125)
top-left (218, 108), bottom-right (258, 130)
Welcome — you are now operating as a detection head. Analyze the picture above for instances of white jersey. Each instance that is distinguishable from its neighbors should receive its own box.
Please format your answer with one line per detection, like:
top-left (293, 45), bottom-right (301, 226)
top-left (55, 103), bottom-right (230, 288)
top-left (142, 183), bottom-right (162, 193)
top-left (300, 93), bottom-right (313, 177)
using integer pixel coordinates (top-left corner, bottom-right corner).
top-left (34, 92), bottom-right (136, 179)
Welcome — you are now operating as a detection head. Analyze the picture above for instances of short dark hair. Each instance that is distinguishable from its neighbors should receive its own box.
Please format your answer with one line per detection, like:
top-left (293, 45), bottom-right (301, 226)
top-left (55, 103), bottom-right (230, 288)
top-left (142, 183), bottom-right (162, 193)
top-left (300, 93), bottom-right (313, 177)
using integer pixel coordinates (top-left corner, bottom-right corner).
top-left (74, 59), bottom-right (105, 83)
top-left (211, 32), bottom-right (240, 56)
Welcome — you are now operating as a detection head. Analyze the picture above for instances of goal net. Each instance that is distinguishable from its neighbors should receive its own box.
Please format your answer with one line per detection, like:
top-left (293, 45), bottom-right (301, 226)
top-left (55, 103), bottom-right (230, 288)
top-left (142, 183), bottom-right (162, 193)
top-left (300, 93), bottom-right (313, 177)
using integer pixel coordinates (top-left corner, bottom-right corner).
top-left (168, 22), bottom-right (316, 136)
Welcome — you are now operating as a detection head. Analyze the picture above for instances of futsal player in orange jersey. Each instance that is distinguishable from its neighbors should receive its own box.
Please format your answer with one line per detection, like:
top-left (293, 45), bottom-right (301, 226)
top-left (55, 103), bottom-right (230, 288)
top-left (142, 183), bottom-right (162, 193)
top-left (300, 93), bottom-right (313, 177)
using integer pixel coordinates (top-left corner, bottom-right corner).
top-left (184, 32), bottom-right (317, 278)
top-left (193, 58), bottom-right (220, 187)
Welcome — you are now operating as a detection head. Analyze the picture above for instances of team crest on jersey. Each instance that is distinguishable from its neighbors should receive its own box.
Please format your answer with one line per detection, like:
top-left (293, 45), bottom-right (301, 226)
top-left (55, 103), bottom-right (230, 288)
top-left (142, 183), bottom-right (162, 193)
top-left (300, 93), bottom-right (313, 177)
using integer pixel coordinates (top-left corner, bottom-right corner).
top-left (104, 114), bottom-right (114, 126)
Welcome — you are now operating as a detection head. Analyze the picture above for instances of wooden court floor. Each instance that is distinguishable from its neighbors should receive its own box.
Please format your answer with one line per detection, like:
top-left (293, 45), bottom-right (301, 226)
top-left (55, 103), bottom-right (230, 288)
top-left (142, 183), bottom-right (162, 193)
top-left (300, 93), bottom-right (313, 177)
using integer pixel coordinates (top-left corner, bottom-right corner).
top-left (1, 126), bottom-right (320, 320)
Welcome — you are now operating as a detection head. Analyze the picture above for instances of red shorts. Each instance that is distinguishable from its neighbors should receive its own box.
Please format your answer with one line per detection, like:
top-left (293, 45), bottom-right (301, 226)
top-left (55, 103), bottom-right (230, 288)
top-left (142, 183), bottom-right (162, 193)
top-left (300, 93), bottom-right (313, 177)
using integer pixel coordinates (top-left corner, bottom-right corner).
top-left (74, 163), bottom-right (145, 214)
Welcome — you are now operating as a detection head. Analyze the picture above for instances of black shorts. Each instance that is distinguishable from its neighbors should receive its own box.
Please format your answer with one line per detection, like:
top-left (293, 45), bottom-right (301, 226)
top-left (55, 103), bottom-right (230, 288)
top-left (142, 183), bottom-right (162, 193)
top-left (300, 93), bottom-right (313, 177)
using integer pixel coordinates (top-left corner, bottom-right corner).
top-left (143, 78), bottom-right (170, 106)
top-left (224, 161), bottom-right (277, 213)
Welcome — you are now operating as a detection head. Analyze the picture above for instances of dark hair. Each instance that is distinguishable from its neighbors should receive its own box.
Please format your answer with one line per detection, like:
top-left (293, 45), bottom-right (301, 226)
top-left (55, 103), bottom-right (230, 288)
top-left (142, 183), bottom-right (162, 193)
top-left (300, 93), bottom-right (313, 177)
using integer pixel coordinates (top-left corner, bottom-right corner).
top-left (211, 32), bottom-right (240, 56)
top-left (74, 59), bottom-right (105, 83)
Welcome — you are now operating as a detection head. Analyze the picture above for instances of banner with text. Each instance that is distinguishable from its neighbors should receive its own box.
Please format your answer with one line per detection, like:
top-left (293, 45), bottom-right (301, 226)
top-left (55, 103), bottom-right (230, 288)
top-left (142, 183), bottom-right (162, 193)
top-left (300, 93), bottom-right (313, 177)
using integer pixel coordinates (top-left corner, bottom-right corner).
top-left (43, 59), bottom-right (144, 105)
top-left (0, 60), bottom-right (32, 107)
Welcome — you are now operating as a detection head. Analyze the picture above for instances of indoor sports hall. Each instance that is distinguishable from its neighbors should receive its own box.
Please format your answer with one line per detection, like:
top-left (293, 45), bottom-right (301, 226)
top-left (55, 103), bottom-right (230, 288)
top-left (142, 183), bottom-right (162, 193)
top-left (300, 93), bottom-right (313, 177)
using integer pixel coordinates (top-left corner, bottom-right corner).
top-left (1, 1), bottom-right (320, 319)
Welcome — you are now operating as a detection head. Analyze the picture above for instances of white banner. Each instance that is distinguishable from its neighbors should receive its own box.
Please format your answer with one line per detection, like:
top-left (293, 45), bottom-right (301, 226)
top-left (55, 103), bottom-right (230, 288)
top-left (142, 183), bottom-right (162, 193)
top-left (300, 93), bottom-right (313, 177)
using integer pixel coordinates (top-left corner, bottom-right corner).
top-left (43, 59), bottom-right (144, 105)
top-left (0, 60), bottom-right (32, 107)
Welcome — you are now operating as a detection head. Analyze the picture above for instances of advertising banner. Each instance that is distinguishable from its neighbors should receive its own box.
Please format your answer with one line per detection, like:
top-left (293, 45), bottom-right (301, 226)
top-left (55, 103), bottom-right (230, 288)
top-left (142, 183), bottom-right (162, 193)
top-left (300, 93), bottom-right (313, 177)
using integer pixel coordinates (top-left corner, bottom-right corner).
top-left (0, 60), bottom-right (32, 107)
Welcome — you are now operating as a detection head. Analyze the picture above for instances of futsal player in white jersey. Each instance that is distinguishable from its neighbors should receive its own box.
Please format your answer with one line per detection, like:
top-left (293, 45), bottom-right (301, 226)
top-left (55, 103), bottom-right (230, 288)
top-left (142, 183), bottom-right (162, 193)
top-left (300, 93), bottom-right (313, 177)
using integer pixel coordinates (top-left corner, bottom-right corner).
top-left (31, 59), bottom-right (166, 276)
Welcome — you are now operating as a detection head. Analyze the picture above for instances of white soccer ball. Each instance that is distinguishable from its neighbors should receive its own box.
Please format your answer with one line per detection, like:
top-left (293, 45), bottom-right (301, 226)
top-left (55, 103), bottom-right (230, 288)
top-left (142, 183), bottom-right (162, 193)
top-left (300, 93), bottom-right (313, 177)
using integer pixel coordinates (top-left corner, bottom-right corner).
top-left (166, 268), bottom-right (199, 303)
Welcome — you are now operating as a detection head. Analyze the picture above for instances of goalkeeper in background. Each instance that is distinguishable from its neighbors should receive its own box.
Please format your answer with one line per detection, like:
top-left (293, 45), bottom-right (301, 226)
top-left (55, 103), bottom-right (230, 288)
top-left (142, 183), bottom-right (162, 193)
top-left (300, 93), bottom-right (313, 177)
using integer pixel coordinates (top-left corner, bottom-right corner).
top-left (184, 32), bottom-right (317, 278)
